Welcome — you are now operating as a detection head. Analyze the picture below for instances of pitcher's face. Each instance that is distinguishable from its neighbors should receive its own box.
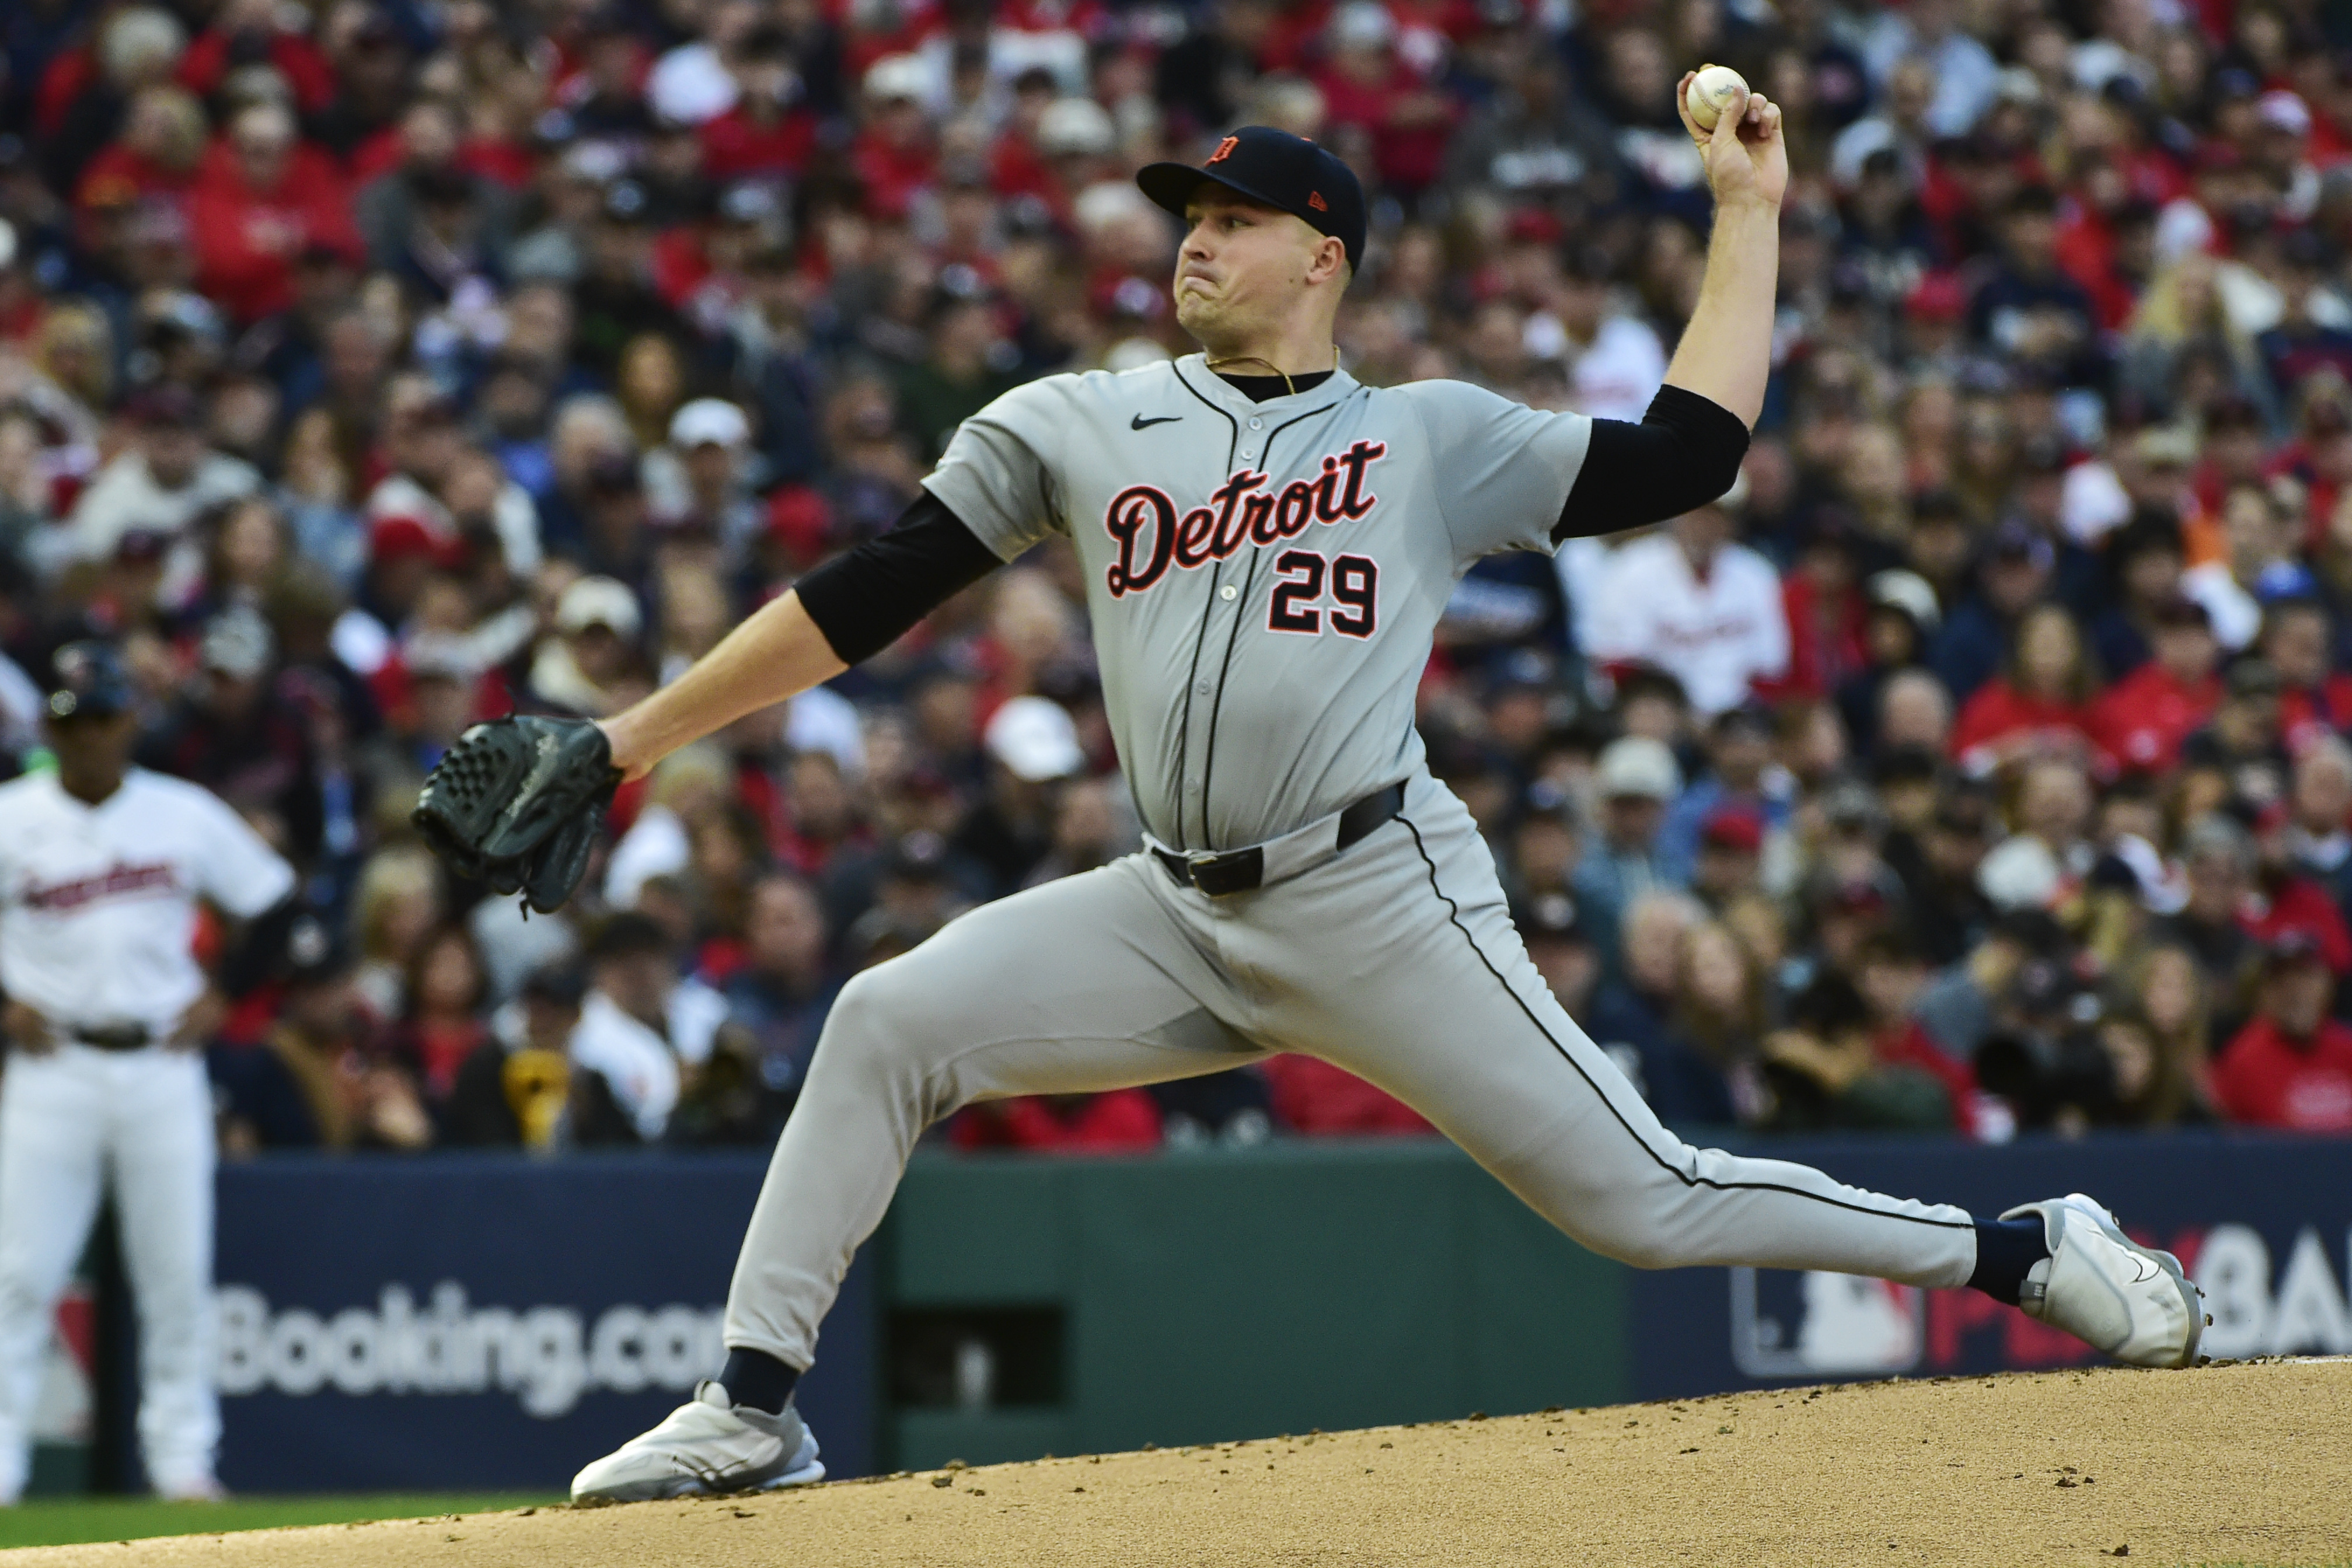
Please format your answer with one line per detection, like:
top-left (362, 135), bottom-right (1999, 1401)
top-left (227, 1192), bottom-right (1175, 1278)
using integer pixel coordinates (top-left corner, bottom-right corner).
top-left (1172, 193), bottom-right (1329, 351)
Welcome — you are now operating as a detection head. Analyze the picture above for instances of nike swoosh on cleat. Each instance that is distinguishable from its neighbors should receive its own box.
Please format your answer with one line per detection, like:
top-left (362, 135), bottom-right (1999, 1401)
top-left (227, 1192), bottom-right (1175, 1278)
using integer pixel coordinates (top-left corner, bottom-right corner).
top-left (2128, 1256), bottom-right (2161, 1283)
top-left (1131, 413), bottom-right (1182, 429)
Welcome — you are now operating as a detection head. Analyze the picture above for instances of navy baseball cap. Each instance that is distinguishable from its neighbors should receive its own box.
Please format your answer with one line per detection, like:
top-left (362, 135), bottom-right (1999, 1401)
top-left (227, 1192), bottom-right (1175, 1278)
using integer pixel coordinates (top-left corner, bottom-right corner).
top-left (1137, 126), bottom-right (1367, 273)
top-left (47, 641), bottom-right (134, 720)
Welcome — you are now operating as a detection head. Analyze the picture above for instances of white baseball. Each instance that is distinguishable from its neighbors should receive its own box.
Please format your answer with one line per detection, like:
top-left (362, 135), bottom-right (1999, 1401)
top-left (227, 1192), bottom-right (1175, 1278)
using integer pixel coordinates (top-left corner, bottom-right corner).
top-left (1686, 64), bottom-right (1749, 131)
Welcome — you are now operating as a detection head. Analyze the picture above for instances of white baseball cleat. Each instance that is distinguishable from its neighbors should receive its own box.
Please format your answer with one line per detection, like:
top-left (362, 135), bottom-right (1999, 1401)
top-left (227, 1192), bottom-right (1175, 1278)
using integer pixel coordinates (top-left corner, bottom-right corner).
top-left (2001, 1192), bottom-right (2207, 1368)
top-left (151, 1468), bottom-right (228, 1502)
top-left (570, 1381), bottom-right (824, 1503)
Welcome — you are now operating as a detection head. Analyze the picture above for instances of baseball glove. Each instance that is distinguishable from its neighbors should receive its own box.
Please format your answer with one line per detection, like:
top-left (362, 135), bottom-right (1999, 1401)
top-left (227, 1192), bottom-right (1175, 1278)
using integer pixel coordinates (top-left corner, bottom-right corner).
top-left (411, 715), bottom-right (622, 913)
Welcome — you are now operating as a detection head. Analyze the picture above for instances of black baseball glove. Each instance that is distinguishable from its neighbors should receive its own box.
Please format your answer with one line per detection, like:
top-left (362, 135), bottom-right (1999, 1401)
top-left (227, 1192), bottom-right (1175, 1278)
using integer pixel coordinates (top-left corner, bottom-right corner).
top-left (411, 715), bottom-right (622, 913)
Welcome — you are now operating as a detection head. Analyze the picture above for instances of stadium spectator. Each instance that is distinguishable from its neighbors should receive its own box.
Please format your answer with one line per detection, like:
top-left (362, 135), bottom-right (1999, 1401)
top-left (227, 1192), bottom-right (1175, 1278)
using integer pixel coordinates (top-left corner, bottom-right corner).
top-left (65, 385), bottom-right (259, 565)
top-left (213, 914), bottom-right (431, 1151)
top-left (384, 924), bottom-right (494, 1132)
top-left (2090, 595), bottom-right (2222, 775)
top-left (1583, 892), bottom-right (1737, 1127)
top-left (568, 913), bottom-right (690, 1144)
top-left (706, 872), bottom-right (842, 1136)
top-left (1948, 602), bottom-right (2099, 777)
top-left (190, 102), bottom-right (360, 326)
top-left (2211, 931), bottom-right (2352, 1132)
top-left (1586, 502), bottom-right (1788, 716)
top-left (1572, 736), bottom-right (1683, 968)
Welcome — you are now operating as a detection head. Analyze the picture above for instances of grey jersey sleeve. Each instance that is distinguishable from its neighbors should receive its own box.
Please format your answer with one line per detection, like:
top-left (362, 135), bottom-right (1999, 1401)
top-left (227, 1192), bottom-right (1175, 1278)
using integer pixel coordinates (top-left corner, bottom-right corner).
top-left (919, 377), bottom-right (1070, 562)
top-left (1402, 380), bottom-right (1594, 565)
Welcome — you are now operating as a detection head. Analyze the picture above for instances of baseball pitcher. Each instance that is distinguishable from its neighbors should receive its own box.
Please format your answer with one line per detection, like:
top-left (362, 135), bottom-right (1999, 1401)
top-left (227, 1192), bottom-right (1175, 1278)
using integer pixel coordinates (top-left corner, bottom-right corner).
top-left (414, 79), bottom-right (2206, 1504)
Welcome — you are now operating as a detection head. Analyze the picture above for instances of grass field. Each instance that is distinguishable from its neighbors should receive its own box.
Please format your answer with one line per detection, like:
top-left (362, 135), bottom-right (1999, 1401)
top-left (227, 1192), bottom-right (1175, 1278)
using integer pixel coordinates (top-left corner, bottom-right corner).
top-left (0, 1496), bottom-right (555, 1552)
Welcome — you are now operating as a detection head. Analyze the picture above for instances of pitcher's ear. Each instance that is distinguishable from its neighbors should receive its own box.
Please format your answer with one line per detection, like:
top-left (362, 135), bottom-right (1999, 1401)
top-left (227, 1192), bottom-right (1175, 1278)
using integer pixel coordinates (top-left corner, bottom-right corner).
top-left (1310, 233), bottom-right (1348, 284)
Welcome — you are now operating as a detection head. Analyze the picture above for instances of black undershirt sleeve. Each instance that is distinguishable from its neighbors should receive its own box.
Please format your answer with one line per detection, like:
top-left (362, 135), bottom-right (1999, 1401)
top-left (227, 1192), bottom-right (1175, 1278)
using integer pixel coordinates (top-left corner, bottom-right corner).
top-left (794, 491), bottom-right (1007, 666)
top-left (795, 380), bottom-right (1744, 663)
top-left (1551, 383), bottom-right (1752, 544)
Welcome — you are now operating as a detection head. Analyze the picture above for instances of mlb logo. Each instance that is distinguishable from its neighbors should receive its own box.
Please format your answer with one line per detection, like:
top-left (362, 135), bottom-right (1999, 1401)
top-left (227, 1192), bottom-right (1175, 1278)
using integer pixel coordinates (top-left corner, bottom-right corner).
top-left (1729, 1268), bottom-right (1924, 1378)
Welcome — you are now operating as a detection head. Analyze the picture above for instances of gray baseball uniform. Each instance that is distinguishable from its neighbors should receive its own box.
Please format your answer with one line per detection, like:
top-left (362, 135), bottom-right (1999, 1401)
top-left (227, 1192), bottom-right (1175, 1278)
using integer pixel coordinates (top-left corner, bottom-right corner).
top-left (720, 356), bottom-right (1978, 1372)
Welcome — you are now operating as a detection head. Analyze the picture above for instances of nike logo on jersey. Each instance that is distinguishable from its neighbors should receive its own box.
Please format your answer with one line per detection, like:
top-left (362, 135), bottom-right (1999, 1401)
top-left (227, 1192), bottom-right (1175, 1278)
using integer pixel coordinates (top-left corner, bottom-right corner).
top-left (1130, 413), bottom-right (1182, 429)
top-left (1104, 439), bottom-right (1387, 598)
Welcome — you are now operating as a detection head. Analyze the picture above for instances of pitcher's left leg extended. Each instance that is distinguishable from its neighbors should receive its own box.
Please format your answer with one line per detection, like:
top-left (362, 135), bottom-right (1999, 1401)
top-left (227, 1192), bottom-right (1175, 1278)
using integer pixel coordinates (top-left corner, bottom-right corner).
top-left (1241, 776), bottom-right (1978, 1287)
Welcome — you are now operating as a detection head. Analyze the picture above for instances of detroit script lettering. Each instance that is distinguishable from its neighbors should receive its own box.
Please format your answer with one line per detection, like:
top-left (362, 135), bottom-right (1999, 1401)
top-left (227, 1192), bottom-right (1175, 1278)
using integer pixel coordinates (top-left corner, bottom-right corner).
top-left (1102, 440), bottom-right (1388, 598)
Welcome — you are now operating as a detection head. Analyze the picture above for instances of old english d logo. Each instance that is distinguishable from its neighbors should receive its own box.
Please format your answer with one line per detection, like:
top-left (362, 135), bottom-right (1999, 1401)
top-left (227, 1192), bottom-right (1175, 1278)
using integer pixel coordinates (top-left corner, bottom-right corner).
top-left (1207, 136), bottom-right (1239, 163)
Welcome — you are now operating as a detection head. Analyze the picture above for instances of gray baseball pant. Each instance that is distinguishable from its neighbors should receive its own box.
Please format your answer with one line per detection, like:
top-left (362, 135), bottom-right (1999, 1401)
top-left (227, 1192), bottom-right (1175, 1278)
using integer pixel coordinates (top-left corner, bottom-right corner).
top-left (721, 770), bottom-right (1978, 1371)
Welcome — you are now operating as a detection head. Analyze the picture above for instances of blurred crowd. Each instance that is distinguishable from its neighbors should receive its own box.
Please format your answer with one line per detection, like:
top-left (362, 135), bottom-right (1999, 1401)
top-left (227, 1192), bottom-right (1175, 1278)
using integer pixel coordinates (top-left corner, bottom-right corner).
top-left (4, 0), bottom-right (2352, 1155)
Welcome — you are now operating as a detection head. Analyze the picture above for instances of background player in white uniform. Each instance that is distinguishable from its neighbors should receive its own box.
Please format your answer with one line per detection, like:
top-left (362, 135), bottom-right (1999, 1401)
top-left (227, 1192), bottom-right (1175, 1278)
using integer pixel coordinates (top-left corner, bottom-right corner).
top-left (565, 86), bottom-right (2206, 1503)
top-left (0, 643), bottom-right (295, 1502)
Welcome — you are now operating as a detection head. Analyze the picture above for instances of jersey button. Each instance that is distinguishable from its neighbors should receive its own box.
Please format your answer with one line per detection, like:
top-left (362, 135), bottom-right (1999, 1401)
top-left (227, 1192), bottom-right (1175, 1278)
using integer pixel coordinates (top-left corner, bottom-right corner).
top-left (1219, 584), bottom-right (1237, 601)
top-left (1195, 680), bottom-right (1211, 694)
top-left (1248, 417), bottom-right (1264, 430)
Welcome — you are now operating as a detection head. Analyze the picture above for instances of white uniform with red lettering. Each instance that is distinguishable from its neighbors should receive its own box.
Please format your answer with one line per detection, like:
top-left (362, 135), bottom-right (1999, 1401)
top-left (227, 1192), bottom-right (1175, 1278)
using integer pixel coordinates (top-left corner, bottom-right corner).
top-left (1580, 528), bottom-right (1788, 716)
top-left (0, 766), bottom-right (292, 1500)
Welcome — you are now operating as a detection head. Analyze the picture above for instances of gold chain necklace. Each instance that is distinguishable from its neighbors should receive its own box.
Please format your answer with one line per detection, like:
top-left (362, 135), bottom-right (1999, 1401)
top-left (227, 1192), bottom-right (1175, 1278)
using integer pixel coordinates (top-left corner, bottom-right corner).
top-left (1203, 354), bottom-right (1303, 397)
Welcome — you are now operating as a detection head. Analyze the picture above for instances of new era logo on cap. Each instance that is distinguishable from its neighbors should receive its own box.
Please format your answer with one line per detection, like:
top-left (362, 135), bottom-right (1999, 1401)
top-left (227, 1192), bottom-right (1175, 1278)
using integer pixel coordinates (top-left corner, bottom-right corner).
top-left (1308, 191), bottom-right (1327, 211)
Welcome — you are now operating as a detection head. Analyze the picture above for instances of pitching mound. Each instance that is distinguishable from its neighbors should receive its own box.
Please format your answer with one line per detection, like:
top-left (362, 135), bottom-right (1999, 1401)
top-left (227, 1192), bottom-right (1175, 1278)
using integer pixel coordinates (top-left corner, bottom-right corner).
top-left (11, 1359), bottom-right (2349, 1568)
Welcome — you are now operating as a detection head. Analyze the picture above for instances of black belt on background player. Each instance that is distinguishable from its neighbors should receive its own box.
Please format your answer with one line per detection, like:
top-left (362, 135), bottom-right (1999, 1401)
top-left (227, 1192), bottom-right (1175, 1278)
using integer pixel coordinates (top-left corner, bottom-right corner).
top-left (69, 1024), bottom-right (153, 1052)
top-left (1154, 781), bottom-right (1405, 898)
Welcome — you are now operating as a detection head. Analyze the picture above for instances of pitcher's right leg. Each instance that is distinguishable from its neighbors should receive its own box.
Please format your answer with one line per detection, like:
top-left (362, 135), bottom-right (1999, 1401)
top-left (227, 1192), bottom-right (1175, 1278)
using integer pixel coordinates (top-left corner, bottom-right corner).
top-left (573, 855), bottom-right (1259, 1502)
top-left (723, 855), bottom-right (1259, 1371)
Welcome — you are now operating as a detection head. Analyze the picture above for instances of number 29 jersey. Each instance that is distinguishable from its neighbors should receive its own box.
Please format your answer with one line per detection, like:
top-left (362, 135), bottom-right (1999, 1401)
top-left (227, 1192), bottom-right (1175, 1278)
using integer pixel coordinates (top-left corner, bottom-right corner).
top-left (923, 355), bottom-right (1596, 854)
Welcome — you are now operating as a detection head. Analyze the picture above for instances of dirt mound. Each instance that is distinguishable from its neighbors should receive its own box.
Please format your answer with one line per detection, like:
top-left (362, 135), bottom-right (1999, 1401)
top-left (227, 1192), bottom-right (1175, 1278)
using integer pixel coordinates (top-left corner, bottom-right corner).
top-left (10, 1360), bottom-right (2348, 1568)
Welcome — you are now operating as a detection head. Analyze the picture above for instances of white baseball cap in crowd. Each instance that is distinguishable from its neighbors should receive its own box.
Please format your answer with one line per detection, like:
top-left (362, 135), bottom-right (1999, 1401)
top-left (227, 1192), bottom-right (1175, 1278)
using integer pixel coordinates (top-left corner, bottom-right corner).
top-left (1331, 1), bottom-right (1397, 50)
top-left (863, 53), bottom-right (931, 105)
top-left (560, 139), bottom-right (630, 186)
top-left (1977, 833), bottom-right (2060, 912)
top-left (403, 630), bottom-right (483, 682)
top-left (2257, 89), bottom-right (2312, 137)
top-left (1596, 735), bottom-right (1682, 802)
top-left (1867, 568), bottom-right (1942, 633)
top-left (556, 575), bottom-right (643, 639)
top-left (201, 606), bottom-right (275, 680)
top-left (1037, 96), bottom-right (1116, 159)
top-left (669, 397), bottom-right (750, 451)
top-left (985, 696), bottom-right (1083, 783)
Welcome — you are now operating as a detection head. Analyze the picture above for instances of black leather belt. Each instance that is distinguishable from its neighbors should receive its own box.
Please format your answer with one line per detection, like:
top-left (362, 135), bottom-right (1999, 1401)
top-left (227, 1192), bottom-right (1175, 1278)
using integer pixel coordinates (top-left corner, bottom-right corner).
top-left (72, 1024), bottom-right (152, 1052)
top-left (1154, 782), bottom-right (1405, 897)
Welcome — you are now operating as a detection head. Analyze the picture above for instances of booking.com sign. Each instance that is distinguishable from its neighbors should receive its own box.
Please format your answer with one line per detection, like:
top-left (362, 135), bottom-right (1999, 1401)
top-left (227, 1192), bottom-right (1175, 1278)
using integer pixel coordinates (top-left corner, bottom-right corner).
top-left (1731, 1224), bottom-right (2352, 1379)
top-left (215, 1283), bottom-right (725, 1419)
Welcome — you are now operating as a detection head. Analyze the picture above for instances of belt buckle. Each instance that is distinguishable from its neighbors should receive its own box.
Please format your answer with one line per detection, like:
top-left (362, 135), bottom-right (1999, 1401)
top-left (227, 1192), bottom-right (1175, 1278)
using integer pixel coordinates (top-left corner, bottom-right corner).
top-left (1184, 847), bottom-right (1261, 897)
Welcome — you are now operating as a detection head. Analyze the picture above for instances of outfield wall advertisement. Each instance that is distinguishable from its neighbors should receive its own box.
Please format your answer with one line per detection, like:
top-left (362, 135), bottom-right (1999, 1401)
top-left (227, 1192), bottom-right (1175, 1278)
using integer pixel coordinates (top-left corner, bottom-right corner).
top-left (1625, 1132), bottom-right (2352, 1401)
top-left (208, 1154), bottom-right (874, 1494)
top-left (197, 1135), bottom-right (2347, 1490)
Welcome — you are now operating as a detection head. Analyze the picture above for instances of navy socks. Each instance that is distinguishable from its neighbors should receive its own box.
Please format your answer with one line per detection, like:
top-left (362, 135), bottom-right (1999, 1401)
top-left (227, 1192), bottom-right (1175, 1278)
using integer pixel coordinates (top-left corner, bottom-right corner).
top-left (718, 1347), bottom-right (799, 1415)
top-left (1967, 1216), bottom-right (2050, 1306)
